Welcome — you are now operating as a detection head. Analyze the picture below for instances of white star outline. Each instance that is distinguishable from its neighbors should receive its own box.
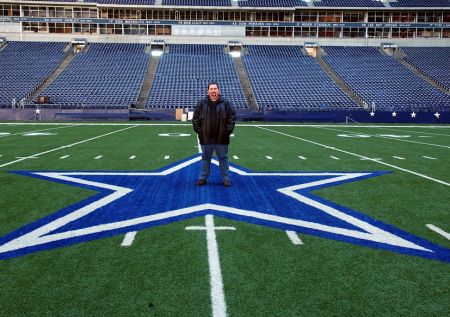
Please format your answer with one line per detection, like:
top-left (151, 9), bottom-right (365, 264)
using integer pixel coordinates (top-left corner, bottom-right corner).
top-left (0, 156), bottom-right (432, 256)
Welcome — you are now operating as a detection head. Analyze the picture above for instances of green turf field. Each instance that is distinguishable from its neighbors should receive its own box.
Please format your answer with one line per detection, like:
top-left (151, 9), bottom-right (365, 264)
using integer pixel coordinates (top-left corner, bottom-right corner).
top-left (0, 122), bottom-right (449, 317)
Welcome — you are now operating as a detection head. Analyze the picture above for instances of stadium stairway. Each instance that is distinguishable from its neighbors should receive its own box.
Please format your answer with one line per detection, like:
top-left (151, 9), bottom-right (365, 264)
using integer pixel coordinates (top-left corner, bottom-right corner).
top-left (233, 55), bottom-right (258, 111)
top-left (24, 53), bottom-right (76, 105)
top-left (314, 51), bottom-right (364, 108)
top-left (393, 48), bottom-right (450, 96)
top-left (136, 55), bottom-right (159, 108)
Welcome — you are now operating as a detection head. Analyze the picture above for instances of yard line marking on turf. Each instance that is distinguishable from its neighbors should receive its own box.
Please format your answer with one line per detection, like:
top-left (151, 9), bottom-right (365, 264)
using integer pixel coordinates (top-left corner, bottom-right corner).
top-left (129, 155), bottom-right (136, 160)
top-left (164, 156), bottom-right (170, 160)
top-left (0, 125), bottom-right (138, 168)
top-left (423, 156), bottom-right (437, 160)
top-left (330, 156), bottom-right (340, 160)
top-left (0, 125), bottom-right (75, 138)
top-left (360, 158), bottom-right (382, 161)
top-left (393, 156), bottom-right (405, 160)
top-left (15, 156), bottom-right (39, 159)
top-left (257, 127), bottom-right (450, 187)
top-left (94, 156), bottom-right (103, 160)
top-left (286, 230), bottom-right (304, 245)
top-left (266, 156), bottom-right (273, 160)
top-left (186, 215), bottom-right (235, 317)
top-left (60, 155), bottom-right (70, 159)
top-left (426, 224), bottom-right (450, 241)
top-left (315, 126), bottom-right (450, 149)
top-left (233, 155), bottom-right (239, 160)
top-left (121, 231), bottom-right (137, 246)
top-left (197, 135), bottom-right (202, 154)
top-left (298, 156), bottom-right (307, 160)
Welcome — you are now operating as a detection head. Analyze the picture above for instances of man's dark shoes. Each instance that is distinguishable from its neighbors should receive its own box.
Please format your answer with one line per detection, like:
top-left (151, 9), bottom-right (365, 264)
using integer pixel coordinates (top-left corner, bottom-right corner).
top-left (196, 179), bottom-right (207, 186)
top-left (223, 180), bottom-right (231, 187)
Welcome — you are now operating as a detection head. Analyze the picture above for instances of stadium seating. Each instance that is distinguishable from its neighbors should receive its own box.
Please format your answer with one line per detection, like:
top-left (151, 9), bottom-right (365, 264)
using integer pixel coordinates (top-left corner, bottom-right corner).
top-left (0, 41), bottom-right (68, 108)
top-left (242, 45), bottom-right (359, 111)
top-left (19, 0), bottom-right (156, 3)
top-left (390, 0), bottom-right (450, 7)
top-left (322, 46), bottom-right (450, 111)
top-left (238, 0), bottom-right (307, 7)
top-left (313, 0), bottom-right (385, 7)
top-left (145, 44), bottom-right (248, 109)
top-left (162, 0), bottom-right (230, 6)
top-left (400, 47), bottom-right (450, 91)
top-left (34, 43), bottom-right (150, 108)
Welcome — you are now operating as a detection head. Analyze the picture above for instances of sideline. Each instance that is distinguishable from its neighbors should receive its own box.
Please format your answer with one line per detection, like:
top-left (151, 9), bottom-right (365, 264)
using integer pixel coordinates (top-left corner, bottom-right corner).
top-left (0, 125), bottom-right (138, 168)
top-left (257, 126), bottom-right (450, 187)
top-left (2, 122), bottom-right (450, 128)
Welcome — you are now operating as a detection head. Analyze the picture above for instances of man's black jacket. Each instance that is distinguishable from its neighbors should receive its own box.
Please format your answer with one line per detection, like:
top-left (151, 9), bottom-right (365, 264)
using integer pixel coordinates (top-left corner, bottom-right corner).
top-left (192, 95), bottom-right (236, 145)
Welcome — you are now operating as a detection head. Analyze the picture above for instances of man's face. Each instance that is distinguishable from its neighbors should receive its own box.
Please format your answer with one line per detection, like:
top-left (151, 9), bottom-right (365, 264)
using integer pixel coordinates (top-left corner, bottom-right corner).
top-left (208, 84), bottom-right (219, 101)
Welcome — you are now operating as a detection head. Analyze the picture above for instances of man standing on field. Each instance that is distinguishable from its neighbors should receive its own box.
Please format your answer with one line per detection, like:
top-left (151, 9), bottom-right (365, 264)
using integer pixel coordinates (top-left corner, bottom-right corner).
top-left (192, 82), bottom-right (236, 187)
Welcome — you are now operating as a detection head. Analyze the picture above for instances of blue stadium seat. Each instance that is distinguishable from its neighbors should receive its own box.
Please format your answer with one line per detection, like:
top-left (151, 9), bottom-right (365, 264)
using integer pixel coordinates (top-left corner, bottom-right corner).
top-left (0, 41), bottom-right (68, 107)
top-left (34, 43), bottom-right (150, 108)
top-left (242, 45), bottom-right (359, 111)
top-left (145, 44), bottom-right (248, 109)
top-left (322, 46), bottom-right (450, 111)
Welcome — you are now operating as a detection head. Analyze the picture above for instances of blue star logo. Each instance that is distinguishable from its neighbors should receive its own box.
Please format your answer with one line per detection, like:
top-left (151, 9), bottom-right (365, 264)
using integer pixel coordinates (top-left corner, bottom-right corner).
top-left (2, 155), bottom-right (450, 262)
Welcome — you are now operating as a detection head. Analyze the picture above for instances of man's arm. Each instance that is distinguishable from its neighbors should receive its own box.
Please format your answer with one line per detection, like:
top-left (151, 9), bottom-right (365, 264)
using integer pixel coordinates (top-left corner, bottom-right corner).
top-left (226, 101), bottom-right (236, 133)
top-left (192, 100), bottom-right (202, 133)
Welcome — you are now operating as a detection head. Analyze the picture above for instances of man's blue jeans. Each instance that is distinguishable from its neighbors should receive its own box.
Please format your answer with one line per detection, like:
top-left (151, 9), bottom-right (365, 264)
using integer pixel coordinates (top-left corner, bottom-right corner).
top-left (200, 143), bottom-right (230, 181)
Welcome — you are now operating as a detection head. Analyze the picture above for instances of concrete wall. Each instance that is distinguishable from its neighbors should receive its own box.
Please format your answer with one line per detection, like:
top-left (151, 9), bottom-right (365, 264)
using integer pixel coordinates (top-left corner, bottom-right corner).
top-left (1, 108), bottom-right (449, 124)
top-left (2, 31), bottom-right (450, 47)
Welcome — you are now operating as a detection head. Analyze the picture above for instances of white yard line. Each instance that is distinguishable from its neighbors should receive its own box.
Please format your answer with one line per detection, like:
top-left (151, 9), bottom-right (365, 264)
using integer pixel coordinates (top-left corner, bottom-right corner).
top-left (257, 126), bottom-right (450, 187)
top-left (121, 231), bottom-right (138, 246)
top-left (426, 224), bottom-right (450, 241)
top-left (286, 231), bottom-right (304, 245)
top-left (186, 215), bottom-right (235, 317)
top-left (197, 135), bottom-right (202, 154)
top-left (0, 125), bottom-right (138, 168)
